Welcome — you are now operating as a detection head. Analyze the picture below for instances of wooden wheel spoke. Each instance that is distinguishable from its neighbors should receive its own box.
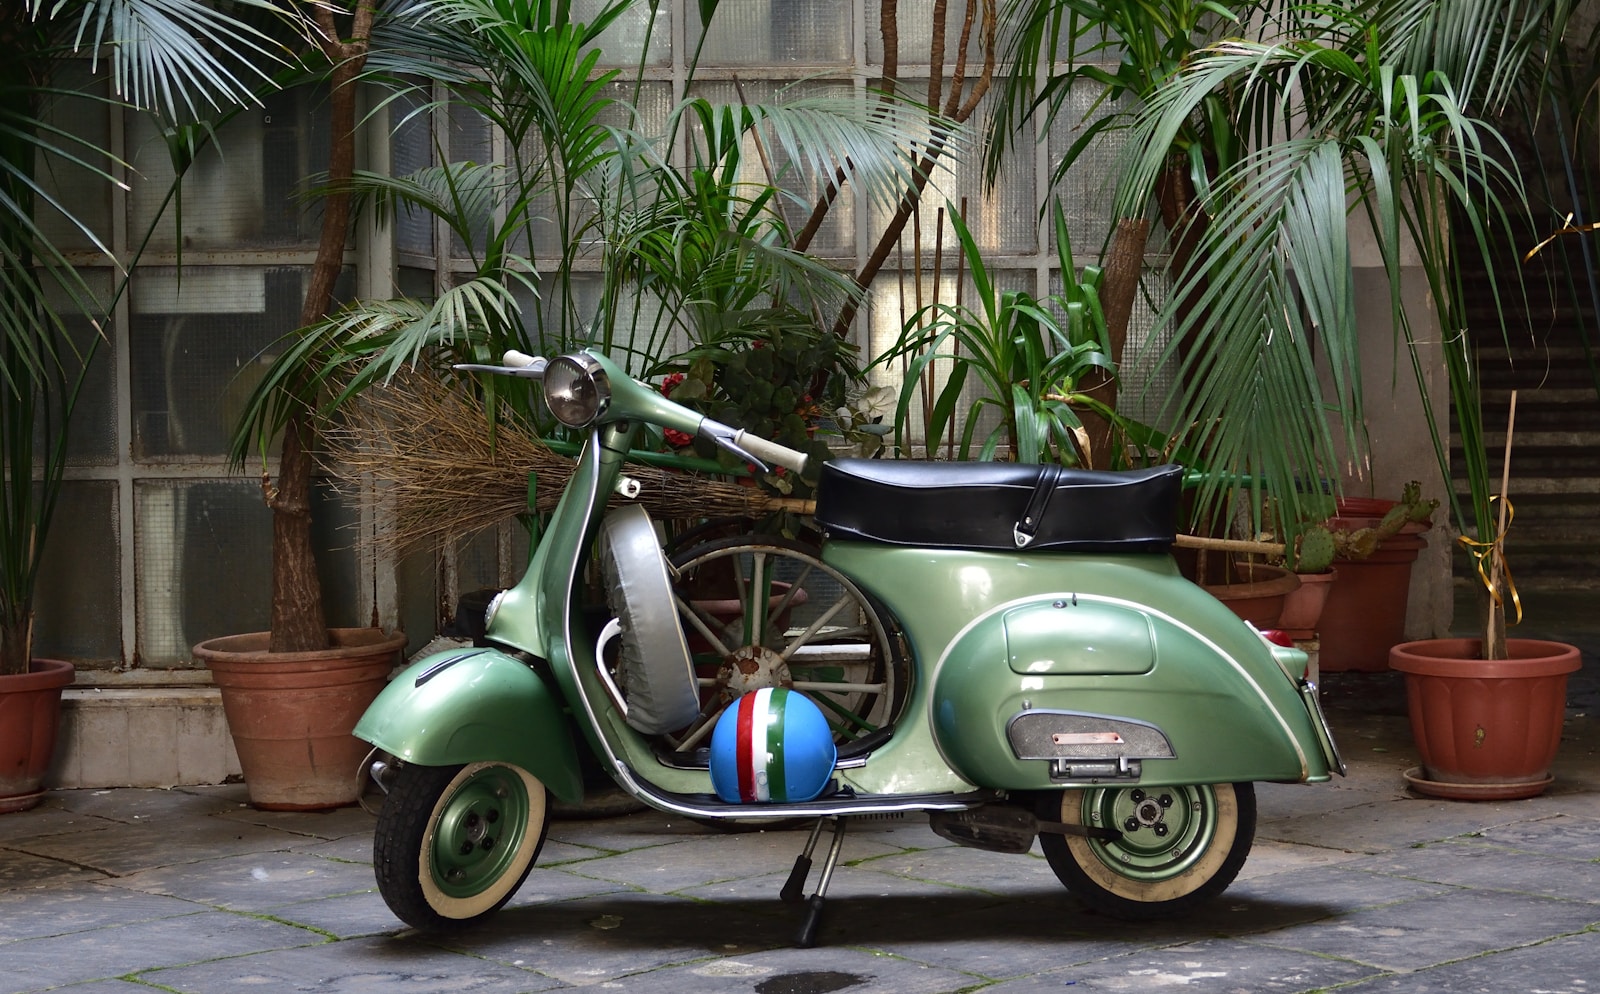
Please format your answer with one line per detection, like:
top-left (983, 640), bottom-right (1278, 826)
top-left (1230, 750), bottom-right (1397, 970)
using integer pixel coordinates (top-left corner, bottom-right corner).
top-left (675, 595), bottom-right (733, 658)
top-left (780, 593), bottom-right (855, 661)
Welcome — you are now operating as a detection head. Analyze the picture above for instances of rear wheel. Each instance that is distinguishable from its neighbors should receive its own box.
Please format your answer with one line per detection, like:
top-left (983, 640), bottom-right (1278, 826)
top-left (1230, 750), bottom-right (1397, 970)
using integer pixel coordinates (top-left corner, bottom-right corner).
top-left (374, 761), bottom-right (548, 929)
top-left (664, 535), bottom-right (910, 752)
top-left (1037, 782), bottom-right (1255, 920)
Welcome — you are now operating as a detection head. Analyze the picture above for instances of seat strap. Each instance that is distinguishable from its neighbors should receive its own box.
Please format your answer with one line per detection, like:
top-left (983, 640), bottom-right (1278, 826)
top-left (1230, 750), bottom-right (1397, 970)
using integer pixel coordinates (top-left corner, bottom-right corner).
top-left (1013, 462), bottom-right (1063, 548)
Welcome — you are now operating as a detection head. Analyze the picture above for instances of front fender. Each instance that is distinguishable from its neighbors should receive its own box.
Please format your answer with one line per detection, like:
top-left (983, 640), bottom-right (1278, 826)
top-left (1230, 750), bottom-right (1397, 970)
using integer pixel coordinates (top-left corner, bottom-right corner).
top-left (354, 647), bottom-right (583, 803)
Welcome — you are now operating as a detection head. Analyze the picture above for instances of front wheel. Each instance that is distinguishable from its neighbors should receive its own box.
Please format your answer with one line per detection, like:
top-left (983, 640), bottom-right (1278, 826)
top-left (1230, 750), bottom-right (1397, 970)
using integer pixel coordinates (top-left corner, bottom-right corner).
top-left (374, 761), bottom-right (549, 930)
top-left (1037, 782), bottom-right (1255, 920)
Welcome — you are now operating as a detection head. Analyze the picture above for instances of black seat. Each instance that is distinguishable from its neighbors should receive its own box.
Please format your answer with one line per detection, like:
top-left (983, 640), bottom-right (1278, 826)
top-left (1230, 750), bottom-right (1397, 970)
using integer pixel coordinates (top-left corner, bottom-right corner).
top-left (814, 460), bottom-right (1183, 553)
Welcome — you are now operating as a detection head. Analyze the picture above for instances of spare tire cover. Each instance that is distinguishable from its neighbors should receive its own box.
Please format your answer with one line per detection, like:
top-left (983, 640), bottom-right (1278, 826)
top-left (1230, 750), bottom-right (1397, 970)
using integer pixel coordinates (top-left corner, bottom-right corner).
top-left (598, 504), bottom-right (700, 734)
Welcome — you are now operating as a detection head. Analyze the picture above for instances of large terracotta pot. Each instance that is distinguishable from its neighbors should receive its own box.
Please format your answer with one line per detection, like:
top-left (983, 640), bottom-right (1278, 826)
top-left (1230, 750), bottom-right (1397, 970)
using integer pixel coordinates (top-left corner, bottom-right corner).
top-left (1318, 512), bottom-right (1427, 671)
top-left (0, 658), bottom-right (76, 814)
top-left (1203, 562), bottom-right (1299, 628)
top-left (195, 628), bottom-right (405, 810)
top-left (1389, 638), bottom-right (1580, 800)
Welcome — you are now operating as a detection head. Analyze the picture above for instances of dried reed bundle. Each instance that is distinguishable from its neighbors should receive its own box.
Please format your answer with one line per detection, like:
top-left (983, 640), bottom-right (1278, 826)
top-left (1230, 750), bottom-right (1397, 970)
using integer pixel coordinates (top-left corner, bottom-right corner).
top-left (321, 372), bottom-right (788, 552)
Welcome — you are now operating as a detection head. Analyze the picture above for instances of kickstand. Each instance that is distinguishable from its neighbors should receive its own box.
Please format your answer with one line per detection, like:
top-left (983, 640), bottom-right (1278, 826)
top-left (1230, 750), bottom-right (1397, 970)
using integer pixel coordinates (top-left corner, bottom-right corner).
top-left (795, 817), bottom-right (848, 948)
top-left (780, 818), bottom-right (827, 903)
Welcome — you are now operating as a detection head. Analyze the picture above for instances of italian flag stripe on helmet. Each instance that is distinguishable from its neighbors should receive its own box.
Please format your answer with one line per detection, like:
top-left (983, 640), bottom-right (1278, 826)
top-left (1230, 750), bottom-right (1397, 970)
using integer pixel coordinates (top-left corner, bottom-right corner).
top-left (731, 687), bottom-right (792, 802)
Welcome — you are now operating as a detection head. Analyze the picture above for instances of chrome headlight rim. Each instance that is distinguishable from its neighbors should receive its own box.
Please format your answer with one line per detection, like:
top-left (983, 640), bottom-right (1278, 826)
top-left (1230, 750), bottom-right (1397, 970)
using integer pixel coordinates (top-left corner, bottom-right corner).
top-left (543, 352), bottom-right (610, 428)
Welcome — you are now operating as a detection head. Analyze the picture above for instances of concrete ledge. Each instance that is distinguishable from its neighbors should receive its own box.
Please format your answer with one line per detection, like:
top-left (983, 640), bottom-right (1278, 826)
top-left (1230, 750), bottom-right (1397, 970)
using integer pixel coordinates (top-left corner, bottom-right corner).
top-left (50, 684), bottom-right (241, 789)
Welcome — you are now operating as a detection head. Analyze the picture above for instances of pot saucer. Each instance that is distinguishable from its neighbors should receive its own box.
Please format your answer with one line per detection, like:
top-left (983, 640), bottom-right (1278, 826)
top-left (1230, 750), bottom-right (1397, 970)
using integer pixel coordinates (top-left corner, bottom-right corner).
top-left (1402, 766), bottom-right (1554, 801)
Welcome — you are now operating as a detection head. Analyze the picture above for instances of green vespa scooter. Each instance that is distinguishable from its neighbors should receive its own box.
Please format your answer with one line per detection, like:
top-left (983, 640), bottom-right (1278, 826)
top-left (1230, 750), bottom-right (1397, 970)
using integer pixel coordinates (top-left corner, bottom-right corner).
top-left (356, 348), bottom-right (1344, 946)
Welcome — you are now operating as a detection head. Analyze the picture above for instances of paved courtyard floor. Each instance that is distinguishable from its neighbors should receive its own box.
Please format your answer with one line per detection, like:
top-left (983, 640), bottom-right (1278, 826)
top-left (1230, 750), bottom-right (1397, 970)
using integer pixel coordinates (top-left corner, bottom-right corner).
top-left (3, 608), bottom-right (1597, 993)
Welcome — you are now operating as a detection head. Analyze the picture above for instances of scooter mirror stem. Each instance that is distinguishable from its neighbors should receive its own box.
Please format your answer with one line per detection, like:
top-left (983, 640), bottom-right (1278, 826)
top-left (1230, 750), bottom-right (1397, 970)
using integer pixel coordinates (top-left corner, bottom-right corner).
top-left (452, 359), bottom-right (548, 380)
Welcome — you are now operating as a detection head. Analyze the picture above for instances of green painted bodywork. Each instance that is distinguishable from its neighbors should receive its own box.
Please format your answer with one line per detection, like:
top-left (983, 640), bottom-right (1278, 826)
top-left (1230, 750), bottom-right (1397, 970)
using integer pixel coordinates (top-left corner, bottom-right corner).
top-left (358, 348), bottom-right (1337, 815)
top-left (822, 542), bottom-right (1335, 790)
top-left (353, 648), bottom-right (585, 803)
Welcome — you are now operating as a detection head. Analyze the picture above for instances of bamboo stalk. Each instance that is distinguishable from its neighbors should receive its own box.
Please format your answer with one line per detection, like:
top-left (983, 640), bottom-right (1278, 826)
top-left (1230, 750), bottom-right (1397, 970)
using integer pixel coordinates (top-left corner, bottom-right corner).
top-left (1485, 389), bottom-right (1517, 659)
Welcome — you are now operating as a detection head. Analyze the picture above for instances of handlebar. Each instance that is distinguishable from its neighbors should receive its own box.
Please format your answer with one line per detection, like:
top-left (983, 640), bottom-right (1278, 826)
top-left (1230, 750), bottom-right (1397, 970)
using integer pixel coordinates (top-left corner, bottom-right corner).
top-left (730, 429), bottom-right (809, 475)
top-left (455, 350), bottom-right (808, 476)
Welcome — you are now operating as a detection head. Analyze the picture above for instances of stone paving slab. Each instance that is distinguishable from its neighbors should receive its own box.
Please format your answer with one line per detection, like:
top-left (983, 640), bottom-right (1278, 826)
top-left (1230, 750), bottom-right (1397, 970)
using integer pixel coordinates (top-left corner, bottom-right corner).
top-left (1250, 888), bottom-right (1600, 972)
top-left (0, 878), bottom-right (203, 942)
top-left (1338, 838), bottom-right (1600, 904)
top-left (560, 946), bottom-right (983, 993)
top-left (103, 849), bottom-right (382, 912)
top-left (7, 909), bottom-right (321, 993)
top-left (976, 936), bottom-right (1385, 993)
top-left (143, 935), bottom-right (566, 994)
top-left (1339, 928), bottom-right (1600, 993)
top-left (8, 812), bottom-right (315, 877)
top-left (424, 893), bottom-right (794, 986)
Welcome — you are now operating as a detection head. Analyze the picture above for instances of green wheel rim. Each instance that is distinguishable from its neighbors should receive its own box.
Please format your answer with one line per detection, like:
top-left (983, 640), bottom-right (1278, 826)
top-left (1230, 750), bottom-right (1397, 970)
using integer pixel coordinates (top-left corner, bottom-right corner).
top-left (1078, 784), bottom-right (1218, 882)
top-left (429, 765), bottom-right (533, 900)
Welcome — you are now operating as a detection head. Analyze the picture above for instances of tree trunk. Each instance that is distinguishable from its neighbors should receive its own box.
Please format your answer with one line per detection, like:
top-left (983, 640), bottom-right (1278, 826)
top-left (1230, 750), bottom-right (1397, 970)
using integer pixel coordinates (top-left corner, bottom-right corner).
top-left (1079, 216), bottom-right (1149, 469)
top-left (265, 2), bottom-right (374, 653)
top-left (267, 409), bottom-right (327, 653)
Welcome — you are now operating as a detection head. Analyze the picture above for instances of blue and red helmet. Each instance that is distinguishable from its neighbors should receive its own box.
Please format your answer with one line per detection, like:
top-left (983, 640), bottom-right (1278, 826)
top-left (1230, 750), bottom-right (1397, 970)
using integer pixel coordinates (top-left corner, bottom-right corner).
top-left (710, 687), bottom-right (836, 803)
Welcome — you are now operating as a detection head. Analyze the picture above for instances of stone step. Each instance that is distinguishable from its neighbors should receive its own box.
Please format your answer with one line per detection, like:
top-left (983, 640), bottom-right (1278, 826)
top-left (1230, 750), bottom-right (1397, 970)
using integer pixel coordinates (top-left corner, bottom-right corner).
top-left (52, 682), bottom-right (241, 789)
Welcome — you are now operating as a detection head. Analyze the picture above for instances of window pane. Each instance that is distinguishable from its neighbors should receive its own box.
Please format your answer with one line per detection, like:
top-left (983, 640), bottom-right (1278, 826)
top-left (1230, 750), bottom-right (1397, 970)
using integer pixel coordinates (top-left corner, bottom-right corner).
top-left (135, 480), bottom-right (271, 665)
top-left (39, 269), bottom-right (118, 465)
top-left (1044, 82), bottom-right (1166, 258)
top-left (582, 0), bottom-right (672, 66)
top-left (518, 80), bottom-right (674, 264)
top-left (128, 87), bottom-right (330, 250)
top-left (870, 89), bottom-right (1035, 255)
top-left (34, 61), bottom-right (112, 253)
top-left (692, 0), bottom-right (852, 66)
top-left (392, 86), bottom-right (436, 258)
top-left (130, 266), bottom-right (351, 459)
top-left (33, 481), bottom-right (121, 665)
top-left (134, 480), bottom-right (361, 665)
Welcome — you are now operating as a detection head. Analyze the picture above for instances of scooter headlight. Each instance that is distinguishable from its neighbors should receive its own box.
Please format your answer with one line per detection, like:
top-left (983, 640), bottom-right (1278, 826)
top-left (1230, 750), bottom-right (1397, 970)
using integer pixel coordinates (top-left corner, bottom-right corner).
top-left (543, 353), bottom-right (610, 427)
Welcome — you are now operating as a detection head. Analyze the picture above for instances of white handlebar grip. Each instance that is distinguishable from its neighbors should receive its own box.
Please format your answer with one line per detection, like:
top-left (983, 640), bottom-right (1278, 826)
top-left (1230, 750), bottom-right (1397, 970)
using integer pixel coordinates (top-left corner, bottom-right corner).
top-left (503, 350), bottom-right (540, 368)
top-left (735, 431), bottom-right (809, 474)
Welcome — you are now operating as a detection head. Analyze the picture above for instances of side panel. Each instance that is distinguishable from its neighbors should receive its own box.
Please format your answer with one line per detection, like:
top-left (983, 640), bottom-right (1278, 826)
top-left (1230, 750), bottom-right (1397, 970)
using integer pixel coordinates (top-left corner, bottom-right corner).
top-left (353, 648), bottom-right (584, 803)
top-left (932, 599), bottom-right (1327, 787)
top-left (823, 543), bottom-right (1334, 790)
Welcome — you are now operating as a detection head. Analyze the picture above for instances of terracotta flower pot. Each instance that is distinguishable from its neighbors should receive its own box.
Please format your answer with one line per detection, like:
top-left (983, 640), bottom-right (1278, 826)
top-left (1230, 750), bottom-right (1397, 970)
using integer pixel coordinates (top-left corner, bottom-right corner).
top-left (1203, 562), bottom-right (1300, 628)
top-left (1318, 513), bottom-right (1427, 671)
top-left (1276, 567), bottom-right (1338, 638)
top-left (687, 581), bottom-right (808, 654)
top-left (195, 628), bottom-right (406, 810)
top-left (0, 658), bottom-right (76, 814)
top-left (1389, 637), bottom-right (1580, 800)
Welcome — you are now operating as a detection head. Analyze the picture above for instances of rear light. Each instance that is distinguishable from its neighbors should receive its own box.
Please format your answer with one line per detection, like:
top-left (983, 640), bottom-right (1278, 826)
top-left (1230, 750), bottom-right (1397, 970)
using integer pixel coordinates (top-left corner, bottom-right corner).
top-left (1260, 629), bottom-right (1295, 648)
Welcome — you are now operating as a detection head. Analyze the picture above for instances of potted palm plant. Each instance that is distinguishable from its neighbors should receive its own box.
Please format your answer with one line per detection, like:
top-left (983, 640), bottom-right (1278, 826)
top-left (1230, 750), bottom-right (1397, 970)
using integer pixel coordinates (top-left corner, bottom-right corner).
top-left (217, 0), bottom-right (941, 807)
top-left (1058, 0), bottom-right (1587, 796)
top-left (194, 0), bottom-right (412, 811)
top-left (2, 0), bottom-right (295, 812)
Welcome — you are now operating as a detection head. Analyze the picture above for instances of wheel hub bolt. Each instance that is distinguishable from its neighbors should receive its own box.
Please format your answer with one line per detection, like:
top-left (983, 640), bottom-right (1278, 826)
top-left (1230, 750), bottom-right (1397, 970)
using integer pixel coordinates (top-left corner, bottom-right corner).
top-left (1124, 816), bottom-right (1141, 832)
top-left (1153, 823), bottom-right (1169, 837)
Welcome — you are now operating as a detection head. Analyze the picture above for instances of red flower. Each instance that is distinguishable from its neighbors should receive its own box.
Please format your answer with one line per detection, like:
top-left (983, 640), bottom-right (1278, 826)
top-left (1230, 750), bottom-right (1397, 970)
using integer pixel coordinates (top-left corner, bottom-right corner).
top-left (660, 375), bottom-right (693, 448)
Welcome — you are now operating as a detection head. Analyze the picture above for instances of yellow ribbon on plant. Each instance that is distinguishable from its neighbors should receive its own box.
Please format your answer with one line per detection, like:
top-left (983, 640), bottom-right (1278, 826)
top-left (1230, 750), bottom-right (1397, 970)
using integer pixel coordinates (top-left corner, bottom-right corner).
top-left (1456, 495), bottom-right (1522, 626)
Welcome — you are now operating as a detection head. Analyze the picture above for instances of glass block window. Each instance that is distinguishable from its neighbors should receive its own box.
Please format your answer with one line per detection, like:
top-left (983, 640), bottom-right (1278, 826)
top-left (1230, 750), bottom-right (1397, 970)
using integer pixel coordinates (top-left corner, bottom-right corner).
top-left (33, 482), bottom-right (121, 661)
top-left (30, 1), bottom-right (1160, 669)
top-left (131, 267), bottom-right (305, 460)
top-left (690, 0), bottom-right (853, 66)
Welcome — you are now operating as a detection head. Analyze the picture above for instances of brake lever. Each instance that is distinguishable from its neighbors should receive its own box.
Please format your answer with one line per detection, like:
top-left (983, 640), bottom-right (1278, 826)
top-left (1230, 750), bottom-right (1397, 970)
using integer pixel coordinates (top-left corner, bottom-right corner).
top-left (699, 421), bottom-right (769, 475)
